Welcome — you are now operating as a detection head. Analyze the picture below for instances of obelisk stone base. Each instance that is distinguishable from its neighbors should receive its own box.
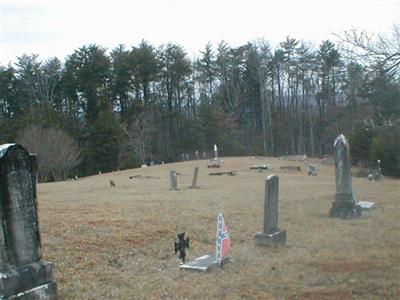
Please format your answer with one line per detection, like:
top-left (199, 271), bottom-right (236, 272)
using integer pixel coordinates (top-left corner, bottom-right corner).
top-left (254, 229), bottom-right (286, 246)
top-left (0, 261), bottom-right (57, 299)
top-left (330, 192), bottom-right (361, 218)
top-left (6, 281), bottom-right (57, 300)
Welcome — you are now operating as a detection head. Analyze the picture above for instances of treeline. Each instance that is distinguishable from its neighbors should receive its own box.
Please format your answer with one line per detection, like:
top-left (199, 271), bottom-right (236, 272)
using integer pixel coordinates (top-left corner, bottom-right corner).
top-left (1, 30), bottom-right (399, 180)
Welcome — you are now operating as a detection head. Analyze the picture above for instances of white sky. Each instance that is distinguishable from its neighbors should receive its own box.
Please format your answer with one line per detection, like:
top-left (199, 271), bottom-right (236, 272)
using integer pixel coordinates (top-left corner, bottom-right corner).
top-left (0, 0), bottom-right (399, 64)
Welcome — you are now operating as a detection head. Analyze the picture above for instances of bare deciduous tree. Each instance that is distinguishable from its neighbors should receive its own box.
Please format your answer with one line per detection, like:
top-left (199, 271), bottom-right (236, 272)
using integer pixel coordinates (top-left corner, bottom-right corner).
top-left (123, 111), bottom-right (154, 165)
top-left (16, 124), bottom-right (81, 182)
top-left (338, 24), bottom-right (400, 76)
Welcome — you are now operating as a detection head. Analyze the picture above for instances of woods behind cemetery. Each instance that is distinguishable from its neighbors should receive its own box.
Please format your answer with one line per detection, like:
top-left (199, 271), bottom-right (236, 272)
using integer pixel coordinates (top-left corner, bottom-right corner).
top-left (38, 157), bottom-right (400, 299)
top-left (1, 26), bottom-right (399, 181)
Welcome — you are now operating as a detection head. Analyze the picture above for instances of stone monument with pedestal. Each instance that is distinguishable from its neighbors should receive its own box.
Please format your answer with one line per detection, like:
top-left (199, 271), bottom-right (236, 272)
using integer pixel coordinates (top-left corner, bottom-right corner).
top-left (254, 175), bottom-right (286, 246)
top-left (0, 143), bottom-right (57, 299)
top-left (329, 134), bottom-right (362, 218)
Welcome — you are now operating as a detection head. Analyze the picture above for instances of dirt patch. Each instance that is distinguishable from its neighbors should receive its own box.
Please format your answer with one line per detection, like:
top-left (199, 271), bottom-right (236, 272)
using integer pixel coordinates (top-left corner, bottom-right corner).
top-left (312, 260), bottom-right (380, 273)
top-left (293, 288), bottom-right (353, 300)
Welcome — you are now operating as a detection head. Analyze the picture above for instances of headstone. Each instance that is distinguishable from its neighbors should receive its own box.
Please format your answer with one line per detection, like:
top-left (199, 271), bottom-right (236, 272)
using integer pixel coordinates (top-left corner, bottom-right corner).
top-left (254, 175), bottom-right (286, 246)
top-left (189, 167), bottom-right (200, 189)
top-left (329, 134), bottom-right (361, 218)
top-left (249, 164), bottom-right (270, 172)
top-left (308, 165), bottom-right (317, 176)
top-left (208, 145), bottom-right (221, 168)
top-left (185, 153), bottom-right (190, 161)
top-left (376, 160), bottom-right (382, 178)
top-left (181, 153), bottom-right (185, 162)
top-left (170, 170), bottom-right (179, 191)
top-left (179, 254), bottom-right (218, 272)
top-left (213, 144), bottom-right (218, 160)
top-left (0, 144), bottom-right (57, 299)
top-left (195, 151), bottom-right (199, 160)
top-left (180, 212), bottom-right (230, 271)
top-left (202, 151), bottom-right (207, 159)
top-left (369, 159), bottom-right (383, 181)
top-left (280, 165), bottom-right (301, 171)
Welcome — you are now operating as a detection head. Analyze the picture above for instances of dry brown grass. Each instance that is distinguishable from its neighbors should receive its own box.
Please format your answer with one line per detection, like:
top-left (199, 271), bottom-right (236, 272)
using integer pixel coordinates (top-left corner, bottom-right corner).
top-left (37, 157), bottom-right (400, 299)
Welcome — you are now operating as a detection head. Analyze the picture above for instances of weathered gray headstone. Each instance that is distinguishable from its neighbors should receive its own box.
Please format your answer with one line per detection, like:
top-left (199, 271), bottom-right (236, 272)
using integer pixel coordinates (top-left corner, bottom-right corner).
top-left (202, 151), bottom-right (207, 159)
top-left (254, 175), bottom-right (286, 246)
top-left (181, 153), bottom-right (185, 162)
top-left (329, 134), bottom-right (361, 218)
top-left (195, 151), bottom-right (199, 160)
top-left (369, 159), bottom-right (382, 181)
top-left (170, 170), bottom-right (179, 191)
top-left (308, 165), bottom-right (317, 176)
top-left (185, 153), bottom-right (189, 161)
top-left (0, 144), bottom-right (57, 299)
top-left (189, 167), bottom-right (200, 189)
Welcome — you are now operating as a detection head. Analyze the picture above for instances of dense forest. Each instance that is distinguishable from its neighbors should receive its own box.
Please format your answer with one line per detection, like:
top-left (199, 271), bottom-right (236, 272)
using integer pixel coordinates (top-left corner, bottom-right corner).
top-left (1, 26), bottom-right (399, 181)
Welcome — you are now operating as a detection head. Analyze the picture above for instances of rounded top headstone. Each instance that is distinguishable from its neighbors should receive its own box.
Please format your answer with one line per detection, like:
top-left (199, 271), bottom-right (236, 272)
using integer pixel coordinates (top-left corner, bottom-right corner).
top-left (334, 134), bottom-right (348, 148)
top-left (0, 143), bottom-right (17, 158)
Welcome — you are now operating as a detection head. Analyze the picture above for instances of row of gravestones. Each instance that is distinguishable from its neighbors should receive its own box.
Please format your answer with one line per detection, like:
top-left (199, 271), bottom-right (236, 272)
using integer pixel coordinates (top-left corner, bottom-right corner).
top-left (0, 134), bottom-right (370, 297)
top-left (173, 134), bottom-right (370, 247)
top-left (255, 134), bottom-right (369, 245)
top-left (170, 167), bottom-right (200, 190)
top-left (182, 145), bottom-right (220, 162)
top-left (181, 151), bottom-right (207, 161)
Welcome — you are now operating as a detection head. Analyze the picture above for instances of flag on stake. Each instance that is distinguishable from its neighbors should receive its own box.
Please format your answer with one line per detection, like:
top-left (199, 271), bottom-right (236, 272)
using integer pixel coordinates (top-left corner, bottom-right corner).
top-left (216, 212), bottom-right (231, 265)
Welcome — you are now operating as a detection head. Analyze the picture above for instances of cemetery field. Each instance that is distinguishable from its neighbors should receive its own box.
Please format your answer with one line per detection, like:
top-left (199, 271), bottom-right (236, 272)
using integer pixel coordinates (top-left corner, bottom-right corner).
top-left (37, 157), bottom-right (400, 299)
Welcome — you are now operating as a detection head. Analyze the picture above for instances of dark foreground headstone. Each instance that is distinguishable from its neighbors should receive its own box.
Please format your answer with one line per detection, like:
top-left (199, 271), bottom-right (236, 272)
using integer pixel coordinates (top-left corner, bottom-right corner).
top-left (255, 175), bottom-right (286, 246)
top-left (0, 144), bottom-right (57, 299)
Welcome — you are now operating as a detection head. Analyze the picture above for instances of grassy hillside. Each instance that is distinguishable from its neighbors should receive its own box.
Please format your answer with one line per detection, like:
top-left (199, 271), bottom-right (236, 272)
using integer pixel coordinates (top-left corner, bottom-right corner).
top-left (37, 157), bottom-right (400, 299)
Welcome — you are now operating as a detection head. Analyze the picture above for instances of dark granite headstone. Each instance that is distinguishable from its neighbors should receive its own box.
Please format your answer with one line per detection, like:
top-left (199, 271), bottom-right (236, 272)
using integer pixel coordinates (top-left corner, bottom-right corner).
top-left (254, 175), bottom-right (286, 246)
top-left (0, 144), bottom-right (57, 299)
top-left (189, 167), bottom-right (200, 189)
top-left (329, 135), bottom-right (361, 218)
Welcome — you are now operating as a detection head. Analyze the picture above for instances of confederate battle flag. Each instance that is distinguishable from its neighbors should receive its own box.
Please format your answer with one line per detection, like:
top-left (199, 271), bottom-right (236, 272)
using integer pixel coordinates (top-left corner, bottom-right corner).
top-left (215, 212), bottom-right (231, 265)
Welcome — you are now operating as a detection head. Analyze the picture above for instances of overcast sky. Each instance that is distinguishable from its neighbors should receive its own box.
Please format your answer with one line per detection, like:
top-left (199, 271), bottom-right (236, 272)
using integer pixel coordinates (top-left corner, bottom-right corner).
top-left (1, 0), bottom-right (399, 65)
